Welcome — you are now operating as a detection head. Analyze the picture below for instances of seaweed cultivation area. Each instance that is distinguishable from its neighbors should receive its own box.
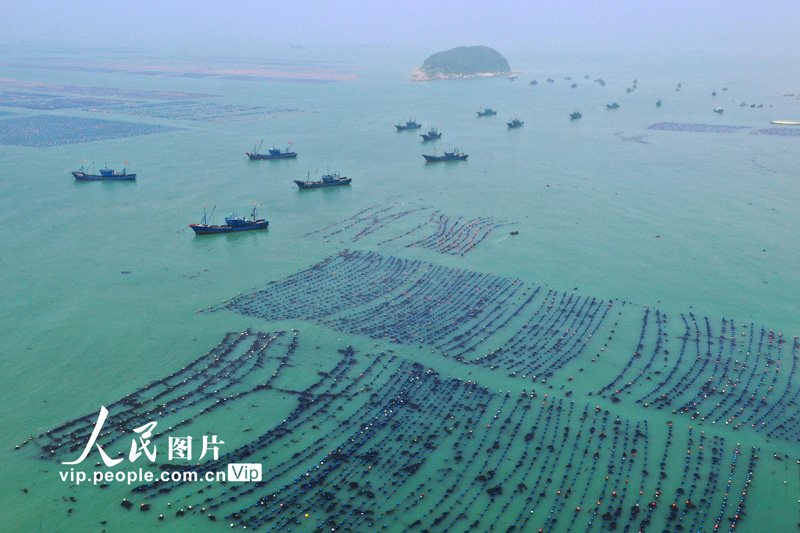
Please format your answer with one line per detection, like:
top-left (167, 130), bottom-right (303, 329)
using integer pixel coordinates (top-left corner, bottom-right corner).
top-left (0, 115), bottom-right (180, 147)
top-left (21, 247), bottom-right (800, 531)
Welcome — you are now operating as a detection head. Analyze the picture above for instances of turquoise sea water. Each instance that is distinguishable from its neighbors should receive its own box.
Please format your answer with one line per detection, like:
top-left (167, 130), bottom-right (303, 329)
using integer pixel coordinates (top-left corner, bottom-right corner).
top-left (1, 46), bottom-right (799, 532)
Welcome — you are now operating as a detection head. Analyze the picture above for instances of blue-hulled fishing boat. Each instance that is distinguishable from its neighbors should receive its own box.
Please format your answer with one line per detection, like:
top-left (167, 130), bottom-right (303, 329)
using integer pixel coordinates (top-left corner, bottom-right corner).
top-left (420, 127), bottom-right (442, 141)
top-left (476, 107), bottom-right (497, 117)
top-left (395, 119), bottom-right (421, 131)
top-left (294, 171), bottom-right (352, 189)
top-left (607, 102), bottom-right (620, 109)
top-left (246, 140), bottom-right (297, 160)
top-left (507, 118), bottom-right (524, 128)
top-left (423, 148), bottom-right (468, 162)
top-left (71, 162), bottom-right (135, 181)
top-left (189, 205), bottom-right (268, 234)
top-left (570, 109), bottom-right (582, 119)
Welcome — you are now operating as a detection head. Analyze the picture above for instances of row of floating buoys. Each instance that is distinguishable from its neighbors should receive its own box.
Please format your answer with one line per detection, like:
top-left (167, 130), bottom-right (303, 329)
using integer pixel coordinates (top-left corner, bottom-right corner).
top-left (26, 325), bottom-right (765, 531)
top-left (212, 249), bottom-right (800, 450)
top-left (647, 122), bottom-right (750, 134)
top-left (304, 203), bottom-right (518, 256)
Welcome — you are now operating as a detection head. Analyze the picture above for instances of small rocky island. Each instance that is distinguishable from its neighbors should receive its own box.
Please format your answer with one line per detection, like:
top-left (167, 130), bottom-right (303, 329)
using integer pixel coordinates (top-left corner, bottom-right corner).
top-left (410, 46), bottom-right (511, 81)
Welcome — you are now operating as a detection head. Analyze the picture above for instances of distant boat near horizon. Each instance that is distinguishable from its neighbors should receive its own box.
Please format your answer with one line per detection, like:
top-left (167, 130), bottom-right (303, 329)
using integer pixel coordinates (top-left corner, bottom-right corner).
top-left (507, 118), bottom-right (524, 128)
top-left (476, 107), bottom-right (497, 117)
top-left (570, 109), bottom-right (582, 120)
top-left (395, 119), bottom-right (422, 131)
top-left (423, 148), bottom-right (468, 162)
top-left (246, 140), bottom-right (297, 160)
top-left (421, 127), bottom-right (442, 141)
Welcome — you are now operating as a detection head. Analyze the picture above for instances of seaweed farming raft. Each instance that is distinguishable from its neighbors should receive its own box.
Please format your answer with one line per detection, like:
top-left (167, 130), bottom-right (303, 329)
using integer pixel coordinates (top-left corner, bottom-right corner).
top-left (22, 330), bottom-right (761, 533)
top-left (216, 249), bottom-right (800, 448)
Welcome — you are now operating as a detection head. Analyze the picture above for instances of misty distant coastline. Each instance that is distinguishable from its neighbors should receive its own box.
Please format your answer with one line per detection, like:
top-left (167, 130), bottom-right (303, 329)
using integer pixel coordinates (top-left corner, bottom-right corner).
top-left (410, 45), bottom-right (511, 81)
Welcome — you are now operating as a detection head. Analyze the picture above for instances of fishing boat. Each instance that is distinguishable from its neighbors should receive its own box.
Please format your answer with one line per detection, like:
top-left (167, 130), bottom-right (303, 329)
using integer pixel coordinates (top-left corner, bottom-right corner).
top-left (507, 118), bottom-right (524, 128)
top-left (71, 163), bottom-right (135, 181)
top-left (530, 79), bottom-right (538, 85)
top-left (423, 148), bottom-right (468, 162)
top-left (294, 171), bottom-right (352, 189)
top-left (189, 205), bottom-right (268, 235)
top-left (711, 91), bottom-right (717, 96)
top-left (606, 102), bottom-right (620, 109)
top-left (546, 78), bottom-right (554, 83)
top-left (420, 127), bottom-right (442, 141)
top-left (476, 107), bottom-right (497, 117)
top-left (714, 107), bottom-right (724, 114)
top-left (246, 140), bottom-right (297, 160)
top-left (571, 83), bottom-right (578, 88)
top-left (395, 119), bottom-right (422, 131)
top-left (570, 109), bottom-right (582, 120)
top-left (656, 99), bottom-right (662, 107)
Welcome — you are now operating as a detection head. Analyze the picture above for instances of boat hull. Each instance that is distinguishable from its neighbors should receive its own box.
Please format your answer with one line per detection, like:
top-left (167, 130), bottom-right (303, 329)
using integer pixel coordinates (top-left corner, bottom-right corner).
top-left (396, 125), bottom-right (421, 131)
top-left (421, 133), bottom-right (442, 141)
top-left (246, 152), bottom-right (297, 160)
top-left (294, 178), bottom-right (352, 189)
top-left (423, 154), bottom-right (468, 162)
top-left (72, 172), bottom-right (136, 181)
top-left (189, 220), bottom-right (269, 234)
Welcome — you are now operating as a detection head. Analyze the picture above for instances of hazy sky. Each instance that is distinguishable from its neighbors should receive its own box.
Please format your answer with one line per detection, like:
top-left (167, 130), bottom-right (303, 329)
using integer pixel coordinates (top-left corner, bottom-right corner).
top-left (2, 0), bottom-right (799, 59)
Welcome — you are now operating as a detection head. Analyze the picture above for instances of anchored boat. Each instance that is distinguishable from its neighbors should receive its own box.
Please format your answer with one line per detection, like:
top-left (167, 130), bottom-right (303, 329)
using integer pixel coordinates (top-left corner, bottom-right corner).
top-left (476, 107), bottom-right (497, 117)
top-left (607, 102), bottom-right (620, 109)
top-left (423, 148), bottom-right (468, 162)
top-left (294, 171), bottom-right (352, 189)
top-left (395, 119), bottom-right (422, 131)
top-left (246, 141), bottom-right (297, 160)
top-left (507, 118), bottom-right (524, 128)
top-left (71, 163), bottom-right (135, 181)
top-left (189, 205), bottom-right (268, 235)
top-left (570, 109), bottom-right (582, 120)
top-left (421, 127), bottom-right (442, 141)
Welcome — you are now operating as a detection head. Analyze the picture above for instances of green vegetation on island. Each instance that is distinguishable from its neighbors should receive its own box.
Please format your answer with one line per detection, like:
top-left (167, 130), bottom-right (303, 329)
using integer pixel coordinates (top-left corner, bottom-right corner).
top-left (411, 46), bottom-right (511, 81)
